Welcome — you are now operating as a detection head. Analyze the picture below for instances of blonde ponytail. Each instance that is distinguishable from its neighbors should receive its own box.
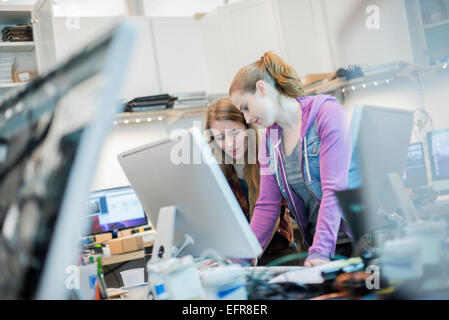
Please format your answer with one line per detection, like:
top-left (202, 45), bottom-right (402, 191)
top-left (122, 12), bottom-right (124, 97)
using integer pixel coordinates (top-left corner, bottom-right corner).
top-left (229, 51), bottom-right (305, 98)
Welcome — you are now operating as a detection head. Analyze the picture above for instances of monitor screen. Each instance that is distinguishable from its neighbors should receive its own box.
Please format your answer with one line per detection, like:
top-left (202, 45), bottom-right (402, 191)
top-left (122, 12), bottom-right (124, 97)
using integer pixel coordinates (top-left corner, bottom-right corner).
top-left (86, 186), bottom-right (148, 235)
top-left (427, 128), bottom-right (449, 181)
top-left (403, 142), bottom-right (428, 188)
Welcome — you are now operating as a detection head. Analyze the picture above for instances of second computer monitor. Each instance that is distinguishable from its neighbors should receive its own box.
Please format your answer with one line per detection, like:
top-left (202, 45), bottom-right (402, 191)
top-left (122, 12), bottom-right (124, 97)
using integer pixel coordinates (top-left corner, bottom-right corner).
top-left (86, 186), bottom-right (148, 236)
top-left (427, 128), bottom-right (449, 193)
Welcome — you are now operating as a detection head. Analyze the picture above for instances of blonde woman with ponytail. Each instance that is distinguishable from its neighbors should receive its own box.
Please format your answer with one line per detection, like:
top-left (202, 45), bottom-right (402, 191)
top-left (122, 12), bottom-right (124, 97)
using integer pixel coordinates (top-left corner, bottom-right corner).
top-left (229, 52), bottom-right (358, 267)
top-left (205, 98), bottom-right (297, 265)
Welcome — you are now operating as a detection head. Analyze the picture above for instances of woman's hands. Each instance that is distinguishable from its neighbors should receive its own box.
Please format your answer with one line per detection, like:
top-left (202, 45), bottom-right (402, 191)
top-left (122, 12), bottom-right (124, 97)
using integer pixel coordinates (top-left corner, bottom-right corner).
top-left (304, 258), bottom-right (329, 267)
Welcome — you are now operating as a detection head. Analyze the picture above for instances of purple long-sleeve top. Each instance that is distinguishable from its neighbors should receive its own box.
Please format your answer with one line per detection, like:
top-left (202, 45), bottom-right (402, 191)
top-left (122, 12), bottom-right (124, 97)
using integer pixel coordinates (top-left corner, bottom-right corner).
top-left (251, 95), bottom-right (352, 261)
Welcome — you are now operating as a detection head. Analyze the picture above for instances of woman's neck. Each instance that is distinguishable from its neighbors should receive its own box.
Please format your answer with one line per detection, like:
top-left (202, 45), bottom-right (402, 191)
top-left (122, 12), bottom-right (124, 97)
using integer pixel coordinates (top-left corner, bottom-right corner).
top-left (276, 95), bottom-right (302, 131)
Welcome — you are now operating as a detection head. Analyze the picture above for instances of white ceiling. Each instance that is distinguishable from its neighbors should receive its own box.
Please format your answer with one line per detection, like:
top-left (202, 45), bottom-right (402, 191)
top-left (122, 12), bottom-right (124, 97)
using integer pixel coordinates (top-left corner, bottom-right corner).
top-left (144, 0), bottom-right (227, 17)
top-left (0, 0), bottom-right (246, 16)
top-left (0, 0), bottom-right (37, 5)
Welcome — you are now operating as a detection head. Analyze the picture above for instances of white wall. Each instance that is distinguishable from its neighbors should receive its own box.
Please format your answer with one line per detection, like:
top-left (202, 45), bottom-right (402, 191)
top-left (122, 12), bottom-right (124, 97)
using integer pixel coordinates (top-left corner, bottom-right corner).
top-left (91, 114), bottom-right (204, 191)
top-left (52, 17), bottom-right (120, 60)
top-left (52, 0), bottom-right (128, 16)
top-left (52, 16), bottom-right (161, 100)
top-left (321, 0), bottom-right (414, 69)
top-left (275, 0), bottom-right (334, 75)
top-left (150, 17), bottom-right (208, 94)
top-left (199, 8), bottom-right (228, 94)
top-left (419, 70), bottom-right (449, 131)
top-left (51, 15), bottom-right (212, 98)
top-left (199, 0), bottom-right (285, 94)
top-left (341, 69), bottom-right (449, 142)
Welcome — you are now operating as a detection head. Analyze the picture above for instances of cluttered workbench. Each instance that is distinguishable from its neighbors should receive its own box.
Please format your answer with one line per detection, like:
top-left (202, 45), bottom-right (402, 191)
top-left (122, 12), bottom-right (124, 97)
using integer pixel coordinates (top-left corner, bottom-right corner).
top-left (103, 254), bottom-right (449, 300)
top-left (80, 229), bottom-right (156, 289)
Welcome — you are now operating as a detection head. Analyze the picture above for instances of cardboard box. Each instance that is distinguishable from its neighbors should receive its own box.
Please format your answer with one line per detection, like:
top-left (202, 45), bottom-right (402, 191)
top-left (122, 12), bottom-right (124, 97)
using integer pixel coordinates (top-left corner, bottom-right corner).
top-left (121, 235), bottom-right (143, 252)
top-left (94, 233), bottom-right (112, 244)
top-left (117, 229), bottom-right (132, 238)
top-left (303, 73), bottom-right (335, 87)
top-left (108, 238), bottom-right (124, 255)
top-left (108, 234), bottom-right (144, 255)
top-left (12, 70), bottom-right (37, 83)
top-left (106, 231), bottom-right (155, 256)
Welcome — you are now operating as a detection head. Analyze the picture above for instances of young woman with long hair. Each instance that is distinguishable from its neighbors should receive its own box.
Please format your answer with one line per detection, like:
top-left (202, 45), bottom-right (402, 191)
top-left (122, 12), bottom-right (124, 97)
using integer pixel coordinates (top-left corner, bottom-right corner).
top-left (229, 52), bottom-right (358, 267)
top-left (205, 97), bottom-right (297, 265)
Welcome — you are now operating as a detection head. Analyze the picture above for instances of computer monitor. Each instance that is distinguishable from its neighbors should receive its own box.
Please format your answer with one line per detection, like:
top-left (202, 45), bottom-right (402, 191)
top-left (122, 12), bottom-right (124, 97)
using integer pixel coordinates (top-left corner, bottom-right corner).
top-left (0, 22), bottom-right (138, 299)
top-left (403, 142), bottom-right (428, 189)
top-left (86, 186), bottom-right (148, 236)
top-left (336, 105), bottom-right (414, 244)
top-left (117, 127), bottom-right (262, 261)
top-left (427, 128), bottom-right (449, 193)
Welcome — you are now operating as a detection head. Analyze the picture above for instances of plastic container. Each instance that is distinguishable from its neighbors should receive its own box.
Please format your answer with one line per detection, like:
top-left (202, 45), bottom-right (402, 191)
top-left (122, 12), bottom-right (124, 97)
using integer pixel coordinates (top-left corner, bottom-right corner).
top-left (102, 246), bottom-right (111, 258)
top-left (381, 237), bottom-right (423, 281)
top-left (201, 264), bottom-right (247, 300)
top-left (79, 263), bottom-right (98, 300)
top-left (120, 268), bottom-right (145, 288)
top-left (406, 219), bottom-right (447, 265)
top-left (147, 256), bottom-right (203, 300)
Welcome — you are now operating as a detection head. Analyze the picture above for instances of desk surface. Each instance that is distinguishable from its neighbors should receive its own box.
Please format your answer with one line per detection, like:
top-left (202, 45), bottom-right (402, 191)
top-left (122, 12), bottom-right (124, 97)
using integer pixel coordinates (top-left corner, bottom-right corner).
top-left (103, 250), bottom-right (145, 266)
top-left (103, 239), bottom-right (153, 266)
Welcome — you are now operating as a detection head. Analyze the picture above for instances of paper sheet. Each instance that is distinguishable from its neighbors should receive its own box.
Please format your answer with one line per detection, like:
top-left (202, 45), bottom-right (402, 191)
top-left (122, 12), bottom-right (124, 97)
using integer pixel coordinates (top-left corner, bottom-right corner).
top-left (269, 260), bottom-right (346, 285)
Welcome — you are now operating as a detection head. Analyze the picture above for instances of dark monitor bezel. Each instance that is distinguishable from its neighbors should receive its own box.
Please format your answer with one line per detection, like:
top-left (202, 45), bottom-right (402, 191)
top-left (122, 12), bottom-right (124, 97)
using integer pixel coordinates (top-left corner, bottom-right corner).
top-left (427, 128), bottom-right (449, 182)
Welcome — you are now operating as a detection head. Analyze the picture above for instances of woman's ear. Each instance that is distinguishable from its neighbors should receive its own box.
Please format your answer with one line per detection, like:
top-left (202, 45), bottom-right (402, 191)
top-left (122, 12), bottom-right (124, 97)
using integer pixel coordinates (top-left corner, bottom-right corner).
top-left (255, 80), bottom-right (266, 97)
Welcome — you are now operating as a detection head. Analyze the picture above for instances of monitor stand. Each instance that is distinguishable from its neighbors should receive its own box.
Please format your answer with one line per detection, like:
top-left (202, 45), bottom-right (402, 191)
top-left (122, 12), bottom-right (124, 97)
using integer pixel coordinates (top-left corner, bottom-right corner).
top-left (111, 230), bottom-right (119, 239)
top-left (149, 206), bottom-right (177, 264)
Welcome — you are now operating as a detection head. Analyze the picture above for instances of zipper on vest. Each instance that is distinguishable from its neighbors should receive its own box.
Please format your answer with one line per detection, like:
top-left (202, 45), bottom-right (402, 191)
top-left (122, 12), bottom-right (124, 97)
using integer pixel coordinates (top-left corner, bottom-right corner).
top-left (273, 140), bottom-right (282, 187)
top-left (303, 135), bottom-right (312, 183)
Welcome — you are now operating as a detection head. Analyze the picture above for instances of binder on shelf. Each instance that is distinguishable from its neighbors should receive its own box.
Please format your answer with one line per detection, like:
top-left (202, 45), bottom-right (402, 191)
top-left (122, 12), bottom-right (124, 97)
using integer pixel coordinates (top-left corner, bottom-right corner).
top-left (124, 94), bottom-right (178, 112)
top-left (1, 25), bottom-right (33, 42)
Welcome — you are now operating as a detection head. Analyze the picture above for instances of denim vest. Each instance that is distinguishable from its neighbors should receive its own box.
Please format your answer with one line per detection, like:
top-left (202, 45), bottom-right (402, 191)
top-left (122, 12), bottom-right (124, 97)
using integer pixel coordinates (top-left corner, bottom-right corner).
top-left (267, 119), bottom-right (359, 247)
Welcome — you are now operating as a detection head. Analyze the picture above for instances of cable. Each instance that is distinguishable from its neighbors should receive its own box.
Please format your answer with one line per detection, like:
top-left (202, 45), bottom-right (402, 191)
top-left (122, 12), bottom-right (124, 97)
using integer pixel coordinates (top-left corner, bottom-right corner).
top-left (411, 108), bottom-right (433, 144)
top-left (265, 252), bottom-right (310, 267)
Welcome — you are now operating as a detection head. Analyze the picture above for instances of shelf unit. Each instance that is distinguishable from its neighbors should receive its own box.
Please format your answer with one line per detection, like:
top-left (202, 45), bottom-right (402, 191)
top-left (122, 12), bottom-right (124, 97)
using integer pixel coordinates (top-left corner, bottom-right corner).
top-left (0, 6), bottom-right (37, 96)
top-left (0, 82), bottom-right (26, 88)
top-left (112, 61), bottom-right (449, 127)
top-left (0, 41), bottom-right (35, 52)
top-left (304, 63), bottom-right (448, 96)
top-left (115, 106), bottom-right (207, 126)
top-left (405, 0), bottom-right (449, 67)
